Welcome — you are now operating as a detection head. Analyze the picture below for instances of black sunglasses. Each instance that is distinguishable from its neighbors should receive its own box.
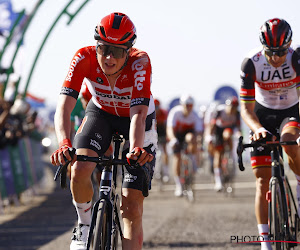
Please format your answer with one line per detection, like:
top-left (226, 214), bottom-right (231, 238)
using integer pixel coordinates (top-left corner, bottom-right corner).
top-left (96, 43), bottom-right (128, 59)
top-left (264, 48), bottom-right (289, 57)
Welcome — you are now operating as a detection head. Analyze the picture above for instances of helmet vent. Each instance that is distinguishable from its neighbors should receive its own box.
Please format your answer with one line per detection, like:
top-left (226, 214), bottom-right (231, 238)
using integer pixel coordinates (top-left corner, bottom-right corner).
top-left (100, 26), bottom-right (106, 38)
top-left (112, 15), bottom-right (123, 29)
top-left (120, 32), bottom-right (131, 41)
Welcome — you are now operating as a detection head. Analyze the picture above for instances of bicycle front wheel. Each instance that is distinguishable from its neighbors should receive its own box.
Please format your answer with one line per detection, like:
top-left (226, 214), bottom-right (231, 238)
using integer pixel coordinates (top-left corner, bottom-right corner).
top-left (91, 199), bottom-right (109, 250)
top-left (270, 179), bottom-right (285, 250)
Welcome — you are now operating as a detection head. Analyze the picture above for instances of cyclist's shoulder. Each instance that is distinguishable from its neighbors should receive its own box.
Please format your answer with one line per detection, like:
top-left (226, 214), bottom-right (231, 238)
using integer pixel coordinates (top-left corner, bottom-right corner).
top-left (127, 48), bottom-right (151, 66)
top-left (73, 45), bottom-right (96, 58)
top-left (168, 105), bottom-right (183, 117)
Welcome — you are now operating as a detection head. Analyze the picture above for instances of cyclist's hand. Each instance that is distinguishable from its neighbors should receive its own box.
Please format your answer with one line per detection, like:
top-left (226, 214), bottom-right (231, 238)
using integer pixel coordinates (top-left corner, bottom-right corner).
top-left (126, 147), bottom-right (154, 166)
top-left (50, 139), bottom-right (76, 166)
top-left (252, 127), bottom-right (271, 141)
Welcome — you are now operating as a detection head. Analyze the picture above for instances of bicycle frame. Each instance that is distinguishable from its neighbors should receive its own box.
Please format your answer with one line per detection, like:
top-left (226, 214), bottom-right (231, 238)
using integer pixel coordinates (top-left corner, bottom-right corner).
top-left (85, 134), bottom-right (125, 250)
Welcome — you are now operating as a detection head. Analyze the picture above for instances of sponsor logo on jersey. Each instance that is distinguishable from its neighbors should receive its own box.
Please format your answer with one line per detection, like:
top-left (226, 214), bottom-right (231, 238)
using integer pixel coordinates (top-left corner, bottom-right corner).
top-left (132, 57), bottom-right (148, 91)
top-left (90, 139), bottom-right (101, 151)
top-left (65, 53), bottom-right (85, 81)
top-left (96, 92), bottom-right (131, 100)
top-left (96, 77), bottom-right (103, 84)
top-left (60, 87), bottom-right (74, 95)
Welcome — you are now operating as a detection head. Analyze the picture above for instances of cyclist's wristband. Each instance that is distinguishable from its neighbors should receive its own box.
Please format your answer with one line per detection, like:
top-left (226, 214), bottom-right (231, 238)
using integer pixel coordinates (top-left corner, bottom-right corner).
top-left (59, 138), bottom-right (72, 148)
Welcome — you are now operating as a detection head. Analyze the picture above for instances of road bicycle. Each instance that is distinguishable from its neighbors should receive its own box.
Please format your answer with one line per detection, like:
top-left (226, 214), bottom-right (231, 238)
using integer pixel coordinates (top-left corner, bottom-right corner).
top-left (54, 133), bottom-right (143, 250)
top-left (237, 136), bottom-right (299, 249)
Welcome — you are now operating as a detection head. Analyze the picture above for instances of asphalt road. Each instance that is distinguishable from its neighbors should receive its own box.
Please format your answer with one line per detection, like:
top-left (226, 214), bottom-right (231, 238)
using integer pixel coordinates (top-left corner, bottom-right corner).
top-left (0, 153), bottom-right (298, 250)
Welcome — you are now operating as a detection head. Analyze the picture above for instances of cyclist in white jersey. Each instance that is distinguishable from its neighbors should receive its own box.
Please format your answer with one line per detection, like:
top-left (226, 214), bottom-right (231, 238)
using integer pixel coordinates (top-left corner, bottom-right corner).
top-left (240, 18), bottom-right (300, 250)
top-left (167, 95), bottom-right (203, 196)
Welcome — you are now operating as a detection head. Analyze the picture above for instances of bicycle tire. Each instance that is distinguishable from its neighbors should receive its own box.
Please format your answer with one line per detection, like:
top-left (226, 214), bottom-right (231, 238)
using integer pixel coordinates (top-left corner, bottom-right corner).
top-left (111, 194), bottom-right (121, 250)
top-left (91, 199), bottom-right (109, 250)
top-left (270, 180), bottom-right (285, 250)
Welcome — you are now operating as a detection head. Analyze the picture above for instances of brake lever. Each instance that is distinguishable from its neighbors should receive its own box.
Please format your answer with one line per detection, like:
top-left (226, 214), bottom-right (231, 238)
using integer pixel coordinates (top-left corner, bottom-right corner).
top-left (53, 148), bottom-right (76, 181)
top-left (237, 136), bottom-right (245, 171)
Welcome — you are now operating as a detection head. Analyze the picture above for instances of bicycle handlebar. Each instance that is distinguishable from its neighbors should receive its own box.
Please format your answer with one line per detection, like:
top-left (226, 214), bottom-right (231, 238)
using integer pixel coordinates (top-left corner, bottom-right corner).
top-left (237, 136), bottom-right (297, 172)
top-left (54, 148), bottom-right (129, 189)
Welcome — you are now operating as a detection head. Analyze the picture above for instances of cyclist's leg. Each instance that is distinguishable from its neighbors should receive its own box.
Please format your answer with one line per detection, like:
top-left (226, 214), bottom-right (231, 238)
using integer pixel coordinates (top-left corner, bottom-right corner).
top-left (280, 117), bottom-right (300, 215)
top-left (121, 147), bottom-right (155, 250)
top-left (71, 106), bottom-right (113, 248)
top-left (213, 146), bottom-right (223, 191)
top-left (251, 138), bottom-right (272, 250)
top-left (173, 151), bottom-right (182, 196)
top-left (185, 132), bottom-right (198, 172)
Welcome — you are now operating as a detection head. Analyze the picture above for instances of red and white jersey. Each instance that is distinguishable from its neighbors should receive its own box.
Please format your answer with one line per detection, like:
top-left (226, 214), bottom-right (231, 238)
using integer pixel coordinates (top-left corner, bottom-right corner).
top-left (61, 46), bottom-right (155, 117)
top-left (240, 45), bottom-right (300, 110)
top-left (167, 105), bottom-right (203, 134)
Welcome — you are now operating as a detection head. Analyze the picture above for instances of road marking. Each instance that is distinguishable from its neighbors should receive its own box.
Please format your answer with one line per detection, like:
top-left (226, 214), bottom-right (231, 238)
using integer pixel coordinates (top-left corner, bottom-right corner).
top-left (152, 180), bottom-right (297, 192)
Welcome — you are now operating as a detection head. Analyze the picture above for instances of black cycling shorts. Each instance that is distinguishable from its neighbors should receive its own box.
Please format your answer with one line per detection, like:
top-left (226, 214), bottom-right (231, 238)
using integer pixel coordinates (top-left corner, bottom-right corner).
top-left (73, 101), bottom-right (156, 193)
top-left (173, 129), bottom-right (194, 153)
top-left (250, 102), bottom-right (300, 168)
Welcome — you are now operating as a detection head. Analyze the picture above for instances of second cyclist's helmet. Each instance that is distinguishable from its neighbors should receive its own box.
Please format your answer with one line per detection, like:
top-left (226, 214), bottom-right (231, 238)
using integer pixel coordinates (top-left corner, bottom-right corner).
top-left (225, 96), bottom-right (239, 107)
top-left (94, 12), bottom-right (137, 48)
top-left (180, 95), bottom-right (194, 105)
top-left (259, 18), bottom-right (292, 49)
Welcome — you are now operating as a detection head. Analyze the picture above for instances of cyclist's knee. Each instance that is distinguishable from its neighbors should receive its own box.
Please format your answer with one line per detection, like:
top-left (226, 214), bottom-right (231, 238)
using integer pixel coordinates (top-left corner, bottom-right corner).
top-left (71, 161), bottom-right (94, 183)
top-left (281, 132), bottom-right (299, 159)
top-left (121, 189), bottom-right (144, 220)
top-left (253, 167), bottom-right (271, 191)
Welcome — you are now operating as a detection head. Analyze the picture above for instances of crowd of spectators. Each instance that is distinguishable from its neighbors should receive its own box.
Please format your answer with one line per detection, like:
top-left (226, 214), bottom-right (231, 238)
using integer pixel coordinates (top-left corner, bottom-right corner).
top-left (0, 94), bottom-right (41, 149)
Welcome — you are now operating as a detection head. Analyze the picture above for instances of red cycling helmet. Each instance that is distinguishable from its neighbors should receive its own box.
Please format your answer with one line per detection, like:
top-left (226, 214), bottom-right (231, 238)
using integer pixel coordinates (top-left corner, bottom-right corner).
top-left (94, 12), bottom-right (137, 48)
top-left (259, 18), bottom-right (292, 49)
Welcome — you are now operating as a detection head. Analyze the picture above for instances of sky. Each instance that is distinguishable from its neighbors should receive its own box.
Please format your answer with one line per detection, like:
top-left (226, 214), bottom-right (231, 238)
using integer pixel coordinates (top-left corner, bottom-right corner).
top-left (7, 0), bottom-right (300, 110)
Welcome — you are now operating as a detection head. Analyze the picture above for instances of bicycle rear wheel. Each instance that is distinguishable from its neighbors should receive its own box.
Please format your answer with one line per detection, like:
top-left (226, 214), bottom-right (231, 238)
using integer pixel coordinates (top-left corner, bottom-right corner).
top-left (270, 179), bottom-right (285, 250)
top-left (91, 199), bottom-right (109, 250)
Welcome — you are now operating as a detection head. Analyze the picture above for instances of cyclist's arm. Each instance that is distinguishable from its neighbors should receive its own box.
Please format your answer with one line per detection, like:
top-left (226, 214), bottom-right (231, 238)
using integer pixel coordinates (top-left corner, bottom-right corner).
top-left (240, 101), bottom-right (268, 140)
top-left (128, 105), bottom-right (153, 165)
top-left (55, 95), bottom-right (77, 142)
top-left (51, 95), bottom-right (77, 165)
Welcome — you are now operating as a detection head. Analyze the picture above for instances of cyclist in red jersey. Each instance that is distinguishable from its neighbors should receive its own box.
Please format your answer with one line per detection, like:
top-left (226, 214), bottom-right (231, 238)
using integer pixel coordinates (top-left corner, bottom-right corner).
top-left (240, 18), bottom-right (300, 250)
top-left (50, 13), bottom-right (157, 250)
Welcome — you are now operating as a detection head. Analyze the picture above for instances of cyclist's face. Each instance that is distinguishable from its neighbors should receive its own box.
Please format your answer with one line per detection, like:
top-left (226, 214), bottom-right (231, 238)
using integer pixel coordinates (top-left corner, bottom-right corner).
top-left (183, 104), bottom-right (193, 115)
top-left (265, 53), bottom-right (287, 68)
top-left (264, 42), bottom-right (291, 68)
top-left (96, 41), bottom-right (129, 75)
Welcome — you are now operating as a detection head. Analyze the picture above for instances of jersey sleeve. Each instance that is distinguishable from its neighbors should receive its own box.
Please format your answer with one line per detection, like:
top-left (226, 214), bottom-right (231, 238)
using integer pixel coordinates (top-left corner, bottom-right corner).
top-left (291, 46), bottom-right (300, 95)
top-left (130, 52), bottom-right (152, 107)
top-left (240, 57), bottom-right (256, 103)
top-left (166, 108), bottom-right (176, 128)
top-left (60, 47), bottom-right (92, 100)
